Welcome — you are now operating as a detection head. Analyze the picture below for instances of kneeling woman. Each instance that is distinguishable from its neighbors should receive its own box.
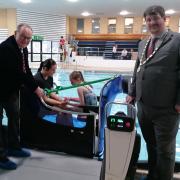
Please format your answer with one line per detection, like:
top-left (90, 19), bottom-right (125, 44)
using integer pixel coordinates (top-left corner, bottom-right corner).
top-left (34, 58), bottom-right (67, 108)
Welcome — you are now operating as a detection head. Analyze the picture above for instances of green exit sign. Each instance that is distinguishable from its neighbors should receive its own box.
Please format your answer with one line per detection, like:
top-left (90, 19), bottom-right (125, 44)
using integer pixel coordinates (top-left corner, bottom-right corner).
top-left (32, 35), bottom-right (44, 41)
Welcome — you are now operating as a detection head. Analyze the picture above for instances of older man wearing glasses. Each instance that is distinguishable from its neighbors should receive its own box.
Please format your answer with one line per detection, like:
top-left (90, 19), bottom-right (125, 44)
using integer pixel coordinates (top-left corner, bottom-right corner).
top-left (0, 23), bottom-right (43, 170)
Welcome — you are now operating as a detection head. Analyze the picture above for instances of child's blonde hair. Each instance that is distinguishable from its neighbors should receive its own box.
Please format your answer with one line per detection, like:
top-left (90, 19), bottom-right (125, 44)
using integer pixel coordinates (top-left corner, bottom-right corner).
top-left (69, 71), bottom-right (85, 82)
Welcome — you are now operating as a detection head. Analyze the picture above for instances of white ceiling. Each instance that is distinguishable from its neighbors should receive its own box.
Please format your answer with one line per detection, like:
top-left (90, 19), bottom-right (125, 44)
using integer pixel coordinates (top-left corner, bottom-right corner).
top-left (0, 0), bottom-right (180, 17)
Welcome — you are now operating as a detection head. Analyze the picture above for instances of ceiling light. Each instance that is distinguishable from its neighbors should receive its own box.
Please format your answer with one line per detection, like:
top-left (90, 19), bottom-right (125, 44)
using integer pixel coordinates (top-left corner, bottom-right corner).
top-left (66, 0), bottom-right (79, 2)
top-left (119, 10), bottom-right (129, 16)
top-left (165, 9), bottom-right (175, 15)
top-left (81, 11), bottom-right (91, 16)
top-left (19, 0), bottom-right (31, 3)
top-left (94, 26), bottom-right (100, 29)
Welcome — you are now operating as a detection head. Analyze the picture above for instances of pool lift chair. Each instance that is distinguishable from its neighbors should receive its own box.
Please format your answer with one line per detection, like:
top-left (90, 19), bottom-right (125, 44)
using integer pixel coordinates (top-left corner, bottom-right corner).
top-left (20, 75), bottom-right (122, 158)
top-left (100, 102), bottom-right (137, 180)
top-left (98, 75), bottom-right (128, 160)
top-left (20, 89), bottom-right (98, 158)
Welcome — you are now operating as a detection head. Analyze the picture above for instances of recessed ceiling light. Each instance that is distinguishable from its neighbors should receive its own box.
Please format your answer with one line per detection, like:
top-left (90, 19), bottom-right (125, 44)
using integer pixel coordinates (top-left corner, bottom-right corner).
top-left (119, 10), bottom-right (129, 16)
top-left (78, 29), bottom-right (83, 33)
top-left (66, 0), bottom-right (78, 2)
top-left (81, 11), bottom-right (91, 16)
top-left (19, 0), bottom-right (31, 3)
top-left (94, 26), bottom-right (100, 29)
top-left (165, 9), bottom-right (175, 15)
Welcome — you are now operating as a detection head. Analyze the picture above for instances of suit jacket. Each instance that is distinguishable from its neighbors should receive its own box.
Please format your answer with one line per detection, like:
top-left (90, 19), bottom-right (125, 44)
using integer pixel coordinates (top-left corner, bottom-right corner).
top-left (129, 31), bottom-right (180, 107)
top-left (0, 35), bottom-right (38, 101)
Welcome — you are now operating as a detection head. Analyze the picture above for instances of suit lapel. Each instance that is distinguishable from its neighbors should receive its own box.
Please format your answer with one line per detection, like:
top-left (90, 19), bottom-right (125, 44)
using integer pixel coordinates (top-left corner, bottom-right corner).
top-left (144, 31), bottom-right (173, 63)
top-left (10, 35), bottom-right (22, 60)
top-left (158, 31), bottom-right (173, 48)
top-left (139, 39), bottom-right (149, 63)
top-left (153, 31), bottom-right (173, 54)
top-left (10, 36), bottom-right (24, 70)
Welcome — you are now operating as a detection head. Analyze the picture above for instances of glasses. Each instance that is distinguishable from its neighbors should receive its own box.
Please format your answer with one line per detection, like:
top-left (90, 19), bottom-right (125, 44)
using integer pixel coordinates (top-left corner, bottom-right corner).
top-left (18, 33), bottom-right (32, 41)
top-left (145, 15), bottom-right (163, 23)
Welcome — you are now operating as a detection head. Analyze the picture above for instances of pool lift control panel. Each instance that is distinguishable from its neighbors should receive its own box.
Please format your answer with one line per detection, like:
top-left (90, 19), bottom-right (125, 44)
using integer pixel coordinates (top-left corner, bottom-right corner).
top-left (107, 115), bottom-right (134, 132)
top-left (103, 102), bottom-right (136, 180)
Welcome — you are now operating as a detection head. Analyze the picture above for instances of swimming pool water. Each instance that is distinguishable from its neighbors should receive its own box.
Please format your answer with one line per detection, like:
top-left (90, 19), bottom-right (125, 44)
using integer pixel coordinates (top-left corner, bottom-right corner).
top-left (3, 69), bottom-right (180, 162)
top-left (45, 70), bottom-right (180, 162)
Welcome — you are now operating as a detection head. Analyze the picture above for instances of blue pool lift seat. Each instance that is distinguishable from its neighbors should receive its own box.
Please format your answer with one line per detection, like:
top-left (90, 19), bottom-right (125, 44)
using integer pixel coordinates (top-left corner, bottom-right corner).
top-left (20, 87), bottom-right (97, 158)
top-left (98, 75), bottom-right (127, 159)
top-left (97, 74), bottom-right (180, 173)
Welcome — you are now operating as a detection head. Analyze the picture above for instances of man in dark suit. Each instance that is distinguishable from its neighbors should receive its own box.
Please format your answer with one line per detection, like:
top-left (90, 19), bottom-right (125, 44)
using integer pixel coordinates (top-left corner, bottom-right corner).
top-left (126, 5), bottom-right (180, 180)
top-left (0, 23), bottom-right (43, 170)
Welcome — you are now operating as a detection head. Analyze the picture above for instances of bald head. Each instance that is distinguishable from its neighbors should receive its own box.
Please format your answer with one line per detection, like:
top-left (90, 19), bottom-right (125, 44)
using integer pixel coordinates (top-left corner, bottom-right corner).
top-left (15, 23), bottom-right (33, 48)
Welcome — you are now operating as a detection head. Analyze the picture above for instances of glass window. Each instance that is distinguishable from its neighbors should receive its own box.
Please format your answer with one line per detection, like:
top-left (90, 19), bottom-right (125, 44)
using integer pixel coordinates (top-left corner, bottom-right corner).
top-left (141, 18), bottom-right (147, 33)
top-left (77, 18), bottom-right (84, 33)
top-left (32, 41), bottom-right (41, 62)
top-left (33, 54), bottom-right (41, 62)
top-left (42, 54), bottom-right (52, 61)
top-left (42, 41), bottom-right (51, 53)
top-left (92, 18), bottom-right (100, 33)
top-left (108, 18), bottom-right (116, 33)
top-left (32, 41), bottom-right (41, 53)
top-left (165, 16), bottom-right (170, 30)
top-left (52, 41), bottom-right (59, 53)
top-left (28, 54), bottom-right (31, 62)
top-left (124, 17), bottom-right (133, 34)
top-left (52, 54), bottom-right (60, 62)
top-left (27, 43), bottom-right (31, 52)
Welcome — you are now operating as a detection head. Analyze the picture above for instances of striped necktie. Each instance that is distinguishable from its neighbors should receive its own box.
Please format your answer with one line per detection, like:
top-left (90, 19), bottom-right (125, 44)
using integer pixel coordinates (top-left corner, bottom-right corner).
top-left (21, 48), bottom-right (26, 73)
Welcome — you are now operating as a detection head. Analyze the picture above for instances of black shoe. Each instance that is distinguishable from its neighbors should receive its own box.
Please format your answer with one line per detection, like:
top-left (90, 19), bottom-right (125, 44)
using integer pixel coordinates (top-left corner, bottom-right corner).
top-left (0, 158), bottom-right (17, 170)
top-left (8, 148), bottom-right (31, 157)
top-left (98, 155), bottom-right (103, 161)
top-left (140, 177), bottom-right (147, 180)
top-left (140, 175), bottom-right (157, 180)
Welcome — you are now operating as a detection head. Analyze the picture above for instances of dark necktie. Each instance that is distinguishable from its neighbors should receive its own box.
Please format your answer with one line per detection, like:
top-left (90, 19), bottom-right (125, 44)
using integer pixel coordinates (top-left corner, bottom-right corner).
top-left (21, 49), bottom-right (26, 73)
top-left (147, 38), bottom-right (158, 58)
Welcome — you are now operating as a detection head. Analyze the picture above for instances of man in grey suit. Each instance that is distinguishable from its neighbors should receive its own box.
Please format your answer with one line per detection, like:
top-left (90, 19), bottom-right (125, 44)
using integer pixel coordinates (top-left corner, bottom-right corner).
top-left (126, 5), bottom-right (180, 180)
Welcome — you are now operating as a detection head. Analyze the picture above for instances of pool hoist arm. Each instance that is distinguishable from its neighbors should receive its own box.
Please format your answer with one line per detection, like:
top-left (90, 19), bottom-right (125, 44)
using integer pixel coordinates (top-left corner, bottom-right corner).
top-left (41, 76), bottom-right (118, 115)
top-left (44, 76), bottom-right (115, 96)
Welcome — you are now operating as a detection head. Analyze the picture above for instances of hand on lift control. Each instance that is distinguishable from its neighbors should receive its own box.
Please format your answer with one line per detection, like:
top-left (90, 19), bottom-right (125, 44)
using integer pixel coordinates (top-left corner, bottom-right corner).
top-left (126, 95), bottom-right (135, 105)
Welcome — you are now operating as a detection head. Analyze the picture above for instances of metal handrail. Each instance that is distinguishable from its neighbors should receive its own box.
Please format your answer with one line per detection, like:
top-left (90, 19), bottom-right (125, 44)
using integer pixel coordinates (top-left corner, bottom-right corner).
top-left (85, 50), bottom-right (104, 56)
top-left (40, 97), bottom-right (97, 116)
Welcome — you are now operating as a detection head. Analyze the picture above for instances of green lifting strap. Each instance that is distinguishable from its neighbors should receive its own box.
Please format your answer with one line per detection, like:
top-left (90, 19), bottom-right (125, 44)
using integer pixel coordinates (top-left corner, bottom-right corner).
top-left (44, 76), bottom-right (113, 96)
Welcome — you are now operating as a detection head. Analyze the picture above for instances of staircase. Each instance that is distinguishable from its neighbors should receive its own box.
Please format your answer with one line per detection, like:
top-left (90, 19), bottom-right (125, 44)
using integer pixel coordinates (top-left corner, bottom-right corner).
top-left (103, 41), bottom-right (115, 59)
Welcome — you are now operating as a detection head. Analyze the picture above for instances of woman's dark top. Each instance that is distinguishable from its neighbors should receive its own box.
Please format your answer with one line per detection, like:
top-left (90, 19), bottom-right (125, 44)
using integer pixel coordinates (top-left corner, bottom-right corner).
top-left (34, 72), bottom-right (53, 89)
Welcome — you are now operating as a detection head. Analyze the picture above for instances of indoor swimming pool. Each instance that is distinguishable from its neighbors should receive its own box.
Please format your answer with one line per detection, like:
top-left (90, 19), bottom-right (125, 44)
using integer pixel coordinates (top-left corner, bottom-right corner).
top-left (40, 69), bottom-right (180, 162)
top-left (3, 69), bottom-right (180, 162)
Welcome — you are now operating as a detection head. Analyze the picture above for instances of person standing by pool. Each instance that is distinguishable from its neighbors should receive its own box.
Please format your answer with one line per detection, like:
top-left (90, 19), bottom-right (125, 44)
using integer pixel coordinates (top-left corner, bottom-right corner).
top-left (112, 44), bottom-right (117, 59)
top-left (0, 23), bottom-right (44, 170)
top-left (59, 36), bottom-right (65, 61)
top-left (59, 36), bottom-right (65, 49)
top-left (126, 5), bottom-right (180, 180)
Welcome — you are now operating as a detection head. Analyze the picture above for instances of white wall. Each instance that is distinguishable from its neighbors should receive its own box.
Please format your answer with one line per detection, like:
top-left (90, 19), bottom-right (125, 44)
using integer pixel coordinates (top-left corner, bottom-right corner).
top-left (72, 56), bottom-right (136, 72)
top-left (17, 9), bottom-right (66, 41)
top-left (0, 28), bottom-right (8, 43)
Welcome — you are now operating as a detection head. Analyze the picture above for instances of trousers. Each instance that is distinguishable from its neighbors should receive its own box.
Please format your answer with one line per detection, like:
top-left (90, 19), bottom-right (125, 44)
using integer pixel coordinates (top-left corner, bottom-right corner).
top-left (0, 93), bottom-right (21, 160)
top-left (137, 101), bottom-right (180, 180)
